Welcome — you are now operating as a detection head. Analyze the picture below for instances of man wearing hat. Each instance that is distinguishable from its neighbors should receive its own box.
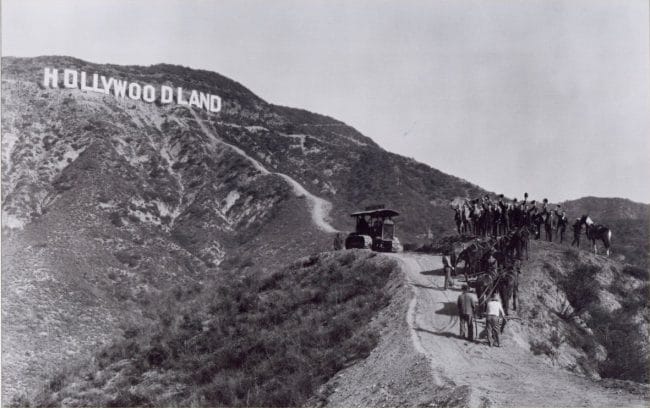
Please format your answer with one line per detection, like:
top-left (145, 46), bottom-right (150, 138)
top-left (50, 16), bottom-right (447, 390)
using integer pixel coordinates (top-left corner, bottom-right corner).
top-left (457, 285), bottom-right (476, 341)
top-left (485, 293), bottom-right (505, 347)
top-left (555, 206), bottom-right (568, 243)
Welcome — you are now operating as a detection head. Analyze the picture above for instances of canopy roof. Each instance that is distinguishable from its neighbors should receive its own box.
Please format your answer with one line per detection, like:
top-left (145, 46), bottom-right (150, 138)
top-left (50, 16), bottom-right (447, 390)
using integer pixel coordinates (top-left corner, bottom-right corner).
top-left (350, 209), bottom-right (399, 218)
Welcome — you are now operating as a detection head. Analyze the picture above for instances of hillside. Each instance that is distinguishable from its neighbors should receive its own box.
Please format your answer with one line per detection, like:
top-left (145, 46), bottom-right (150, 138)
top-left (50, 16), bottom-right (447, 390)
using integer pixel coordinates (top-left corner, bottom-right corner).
top-left (2, 56), bottom-right (649, 406)
top-left (320, 241), bottom-right (648, 407)
top-left (376, 243), bottom-right (649, 407)
top-left (560, 197), bottom-right (650, 268)
top-left (1, 55), bottom-right (484, 400)
top-left (22, 241), bottom-right (650, 407)
top-left (25, 251), bottom-right (400, 407)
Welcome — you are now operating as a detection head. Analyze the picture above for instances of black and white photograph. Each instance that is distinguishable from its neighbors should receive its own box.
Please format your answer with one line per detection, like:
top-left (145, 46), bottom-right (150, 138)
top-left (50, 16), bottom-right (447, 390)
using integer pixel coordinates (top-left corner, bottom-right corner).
top-left (1, 1), bottom-right (649, 406)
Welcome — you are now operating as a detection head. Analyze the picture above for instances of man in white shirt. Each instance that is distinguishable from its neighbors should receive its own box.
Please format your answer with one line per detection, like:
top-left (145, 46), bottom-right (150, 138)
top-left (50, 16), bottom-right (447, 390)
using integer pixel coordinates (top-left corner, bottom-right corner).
top-left (485, 293), bottom-right (505, 347)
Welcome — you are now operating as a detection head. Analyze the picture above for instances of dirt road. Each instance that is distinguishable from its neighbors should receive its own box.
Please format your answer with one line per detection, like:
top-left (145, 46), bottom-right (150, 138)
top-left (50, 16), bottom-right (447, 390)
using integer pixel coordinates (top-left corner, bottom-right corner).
top-left (192, 111), bottom-right (338, 233)
top-left (389, 253), bottom-right (647, 408)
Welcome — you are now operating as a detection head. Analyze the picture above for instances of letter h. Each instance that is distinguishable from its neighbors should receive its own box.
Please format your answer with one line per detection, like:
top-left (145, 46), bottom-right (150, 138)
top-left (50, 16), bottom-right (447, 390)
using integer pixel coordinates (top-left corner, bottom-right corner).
top-left (43, 68), bottom-right (58, 88)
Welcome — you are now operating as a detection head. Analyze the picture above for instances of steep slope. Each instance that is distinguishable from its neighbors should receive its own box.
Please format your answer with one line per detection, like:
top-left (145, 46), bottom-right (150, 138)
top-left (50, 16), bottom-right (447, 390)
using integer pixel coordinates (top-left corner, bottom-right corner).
top-left (386, 248), bottom-right (648, 407)
top-left (3, 56), bottom-right (648, 407)
top-left (1, 55), bottom-right (484, 400)
top-left (26, 251), bottom-right (401, 407)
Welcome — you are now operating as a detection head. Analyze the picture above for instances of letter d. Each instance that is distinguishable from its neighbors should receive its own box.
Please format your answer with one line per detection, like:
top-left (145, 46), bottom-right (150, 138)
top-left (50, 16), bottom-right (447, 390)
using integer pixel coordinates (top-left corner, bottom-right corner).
top-left (160, 86), bottom-right (173, 104)
top-left (209, 95), bottom-right (222, 113)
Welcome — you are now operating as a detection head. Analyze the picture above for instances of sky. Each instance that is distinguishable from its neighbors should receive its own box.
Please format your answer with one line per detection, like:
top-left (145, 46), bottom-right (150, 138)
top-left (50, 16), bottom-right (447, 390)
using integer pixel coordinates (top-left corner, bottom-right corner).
top-left (3, 0), bottom-right (649, 203)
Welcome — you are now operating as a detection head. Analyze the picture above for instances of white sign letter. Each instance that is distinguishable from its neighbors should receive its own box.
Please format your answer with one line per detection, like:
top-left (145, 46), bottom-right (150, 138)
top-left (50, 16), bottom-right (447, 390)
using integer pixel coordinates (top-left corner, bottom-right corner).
top-left (142, 85), bottom-right (156, 102)
top-left (188, 90), bottom-right (200, 108)
top-left (128, 83), bottom-right (141, 100)
top-left (100, 76), bottom-right (113, 94)
top-left (161, 86), bottom-right (173, 104)
top-left (91, 73), bottom-right (101, 93)
top-left (177, 87), bottom-right (189, 106)
top-left (80, 72), bottom-right (93, 91)
top-left (63, 69), bottom-right (78, 88)
top-left (210, 95), bottom-right (222, 113)
top-left (113, 79), bottom-right (128, 98)
top-left (199, 92), bottom-right (210, 111)
top-left (43, 67), bottom-right (58, 88)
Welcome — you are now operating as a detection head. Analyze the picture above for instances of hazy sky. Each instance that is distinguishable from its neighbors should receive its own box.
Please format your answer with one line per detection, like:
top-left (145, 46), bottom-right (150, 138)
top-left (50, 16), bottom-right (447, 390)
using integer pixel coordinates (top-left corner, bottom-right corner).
top-left (3, 0), bottom-right (649, 203)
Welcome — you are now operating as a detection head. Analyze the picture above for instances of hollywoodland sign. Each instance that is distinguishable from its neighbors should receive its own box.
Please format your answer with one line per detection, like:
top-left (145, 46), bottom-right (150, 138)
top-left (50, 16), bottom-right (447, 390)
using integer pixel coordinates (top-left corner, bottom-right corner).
top-left (42, 67), bottom-right (222, 113)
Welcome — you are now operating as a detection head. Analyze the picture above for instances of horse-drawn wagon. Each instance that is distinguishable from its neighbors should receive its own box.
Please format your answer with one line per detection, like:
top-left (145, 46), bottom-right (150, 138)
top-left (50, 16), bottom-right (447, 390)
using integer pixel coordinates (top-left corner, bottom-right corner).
top-left (452, 234), bottom-right (522, 316)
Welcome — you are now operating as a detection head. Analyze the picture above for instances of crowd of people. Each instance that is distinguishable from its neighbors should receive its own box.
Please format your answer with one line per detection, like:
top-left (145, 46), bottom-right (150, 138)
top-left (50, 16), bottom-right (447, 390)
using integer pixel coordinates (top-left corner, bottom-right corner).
top-left (448, 194), bottom-right (613, 347)
top-left (451, 193), bottom-right (583, 245)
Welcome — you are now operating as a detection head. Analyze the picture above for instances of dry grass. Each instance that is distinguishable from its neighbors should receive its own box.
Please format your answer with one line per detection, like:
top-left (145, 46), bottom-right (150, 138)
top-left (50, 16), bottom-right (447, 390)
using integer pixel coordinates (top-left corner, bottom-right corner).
top-left (31, 250), bottom-right (397, 407)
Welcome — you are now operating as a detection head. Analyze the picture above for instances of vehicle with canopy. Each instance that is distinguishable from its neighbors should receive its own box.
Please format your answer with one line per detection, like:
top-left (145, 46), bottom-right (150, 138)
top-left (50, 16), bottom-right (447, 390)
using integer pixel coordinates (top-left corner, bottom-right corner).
top-left (344, 206), bottom-right (403, 252)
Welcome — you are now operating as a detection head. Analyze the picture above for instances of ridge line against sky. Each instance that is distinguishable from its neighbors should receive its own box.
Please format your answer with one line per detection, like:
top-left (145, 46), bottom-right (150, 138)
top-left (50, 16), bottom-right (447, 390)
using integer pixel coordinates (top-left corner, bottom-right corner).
top-left (2, 0), bottom-right (649, 203)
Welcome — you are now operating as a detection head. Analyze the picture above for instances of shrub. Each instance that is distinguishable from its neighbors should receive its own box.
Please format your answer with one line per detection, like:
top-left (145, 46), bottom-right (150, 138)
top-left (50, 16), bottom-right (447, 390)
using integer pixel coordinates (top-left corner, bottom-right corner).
top-left (559, 264), bottom-right (600, 319)
top-left (622, 265), bottom-right (649, 281)
top-left (530, 340), bottom-right (557, 359)
top-left (589, 307), bottom-right (649, 383)
top-left (113, 250), bottom-right (141, 268)
top-left (549, 330), bottom-right (564, 348)
top-left (34, 252), bottom-right (397, 407)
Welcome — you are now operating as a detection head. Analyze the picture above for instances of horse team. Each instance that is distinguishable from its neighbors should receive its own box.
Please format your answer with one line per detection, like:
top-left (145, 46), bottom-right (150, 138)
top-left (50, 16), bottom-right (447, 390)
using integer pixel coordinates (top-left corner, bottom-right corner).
top-left (450, 229), bottom-right (526, 317)
top-left (448, 193), bottom-right (613, 320)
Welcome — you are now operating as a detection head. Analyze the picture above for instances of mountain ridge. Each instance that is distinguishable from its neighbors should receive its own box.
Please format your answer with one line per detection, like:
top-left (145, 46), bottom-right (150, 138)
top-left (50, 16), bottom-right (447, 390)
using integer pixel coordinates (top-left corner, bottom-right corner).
top-left (2, 55), bottom-right (648, 404)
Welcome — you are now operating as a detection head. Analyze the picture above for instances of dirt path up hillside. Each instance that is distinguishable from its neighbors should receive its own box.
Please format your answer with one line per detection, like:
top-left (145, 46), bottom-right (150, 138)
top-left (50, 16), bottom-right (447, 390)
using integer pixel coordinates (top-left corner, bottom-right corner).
top-left (190, 110), bottom-right (338, 233)
top-left (390, 253), bottom-right (647, 408)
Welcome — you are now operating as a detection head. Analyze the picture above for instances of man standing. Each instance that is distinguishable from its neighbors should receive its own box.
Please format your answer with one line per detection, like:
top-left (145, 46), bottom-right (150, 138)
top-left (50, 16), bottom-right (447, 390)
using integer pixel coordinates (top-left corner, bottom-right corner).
top-left (333, 233), bottom-right (343, 250)
top-left (442, 251), bottom-right (455, 289)
top-left (486, 293), bottom-right (505, 347)
top-left (457, 285), bottom-right (476, 341)
top-left (571, 218), bottom-right (582, 247)
top-left (556, 210), bottom-right (568, 243)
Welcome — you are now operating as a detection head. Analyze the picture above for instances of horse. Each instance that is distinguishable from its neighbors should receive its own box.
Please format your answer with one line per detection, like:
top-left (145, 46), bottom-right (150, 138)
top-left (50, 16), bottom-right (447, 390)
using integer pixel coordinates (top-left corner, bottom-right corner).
top-left (580, 215), bottom-right (612, 256)
top-left (455, 240), bottom-right (494, 283)
top-left (498, 269), bottom-right (519, 316)
top-left (474, 264), bottom-right (514, 315)
top-left (473, 272), bottom-right (494, 316)
top-left (450, 240), bottom-right (471, 272)
top-left (509, 227), bottom-right (529, 260)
